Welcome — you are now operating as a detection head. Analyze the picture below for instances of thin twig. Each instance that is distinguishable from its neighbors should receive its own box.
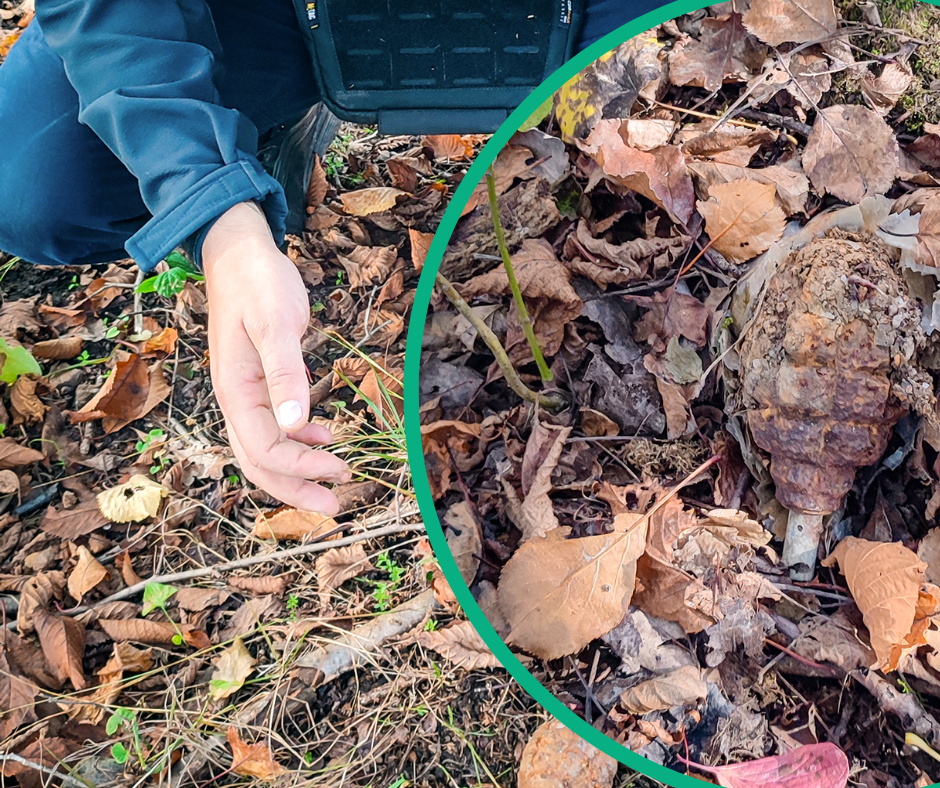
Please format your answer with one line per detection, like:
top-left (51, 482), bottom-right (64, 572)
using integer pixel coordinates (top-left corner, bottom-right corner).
top-left (435, 273), bottom-right (564, 410)
top-left (5, 523), bottom-right (424, 629)
top-left (0, 754), bottom-right (90, 788)
top-left (486, 166), bottom-right (553, 382)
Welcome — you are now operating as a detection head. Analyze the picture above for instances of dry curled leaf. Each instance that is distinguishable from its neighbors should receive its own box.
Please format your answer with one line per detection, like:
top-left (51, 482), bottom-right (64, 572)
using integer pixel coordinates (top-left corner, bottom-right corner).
top-left (0, 650), bottom-right (39, 739)
top-left (316, 543), bottom-right (373, 608)
top-left (669, 14), bottom-right (766, 92)
top-left (42, 498), bottom-right (110, 538)
top-left (582, 119), bottom-right (695, 225)
top-left (498, 513), bottom-right (648, 659)
top-left (34, 611), bottom-right (86, 690)
top-left (339, 187), bottom-right (406, 217)
top-left (67, 546), bottom-right (109, 603)
top-left (418, 620), bottom-right (500, 670)
top-left (620, 665), bottom-right (707, 714)
top-left (408, 228), bottom-right (434, 271)
top-left (31, 336), bottom-right (83, 360)
top-left (251, 508), bottom-right (340, 542)
top-left (914, 192), bottom-right (940, 269)
top-left (803, 104), bottom-right (898, 203)
top-left (689, 742), bottom-right (849, 788)
top-left (210, 637), bottom-right (257, 700)
top-left (98, 618), bottom-right (176, 645)
top-left (697, 179), bottom-right (785, 263)
top-left (226, 727), bottom-right (287, 781)
top-left (443, 501), bottom-right (482, 585)
top-left (822, 536), bottom-right (927, 671)
top-left (518, 718), bottom-right (618, 788)
top-left (421, 134), bottom-right (474, 161)
top-left (742, 0), bottom-right (838, 46)
top-left (0, 437), bottom-right (43, 469)
top-left (97, 475), bottom-right (168, 523)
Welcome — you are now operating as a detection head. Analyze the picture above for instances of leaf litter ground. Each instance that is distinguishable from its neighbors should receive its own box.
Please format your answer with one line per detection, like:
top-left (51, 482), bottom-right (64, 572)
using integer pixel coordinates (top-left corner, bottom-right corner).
top-left (0, 113), bottom-right (587, 787)
top-left (420, 0), bottom-right (940, 786)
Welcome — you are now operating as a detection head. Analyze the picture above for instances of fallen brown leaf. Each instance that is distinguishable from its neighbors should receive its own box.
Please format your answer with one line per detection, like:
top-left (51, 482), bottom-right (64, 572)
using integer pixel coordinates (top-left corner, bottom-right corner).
top-left (498, 513), bottom-right (648, 659)
top-left (31, 336), bottom-right (83, 360)
top-left (337, 245), bottom-right (397, 291)
top-left (418, 620), bottom-right (500, 670)
top-left (803, 104), bottom-right (898, 203)
top-left (822, 536), bottom-right (927, 671)
top-left (0, 649), bottom-right (38, 739)
top-left (41, 498), bottom-right (110, 538)
top-left (307, 154), bottom-right (328, 208)
top-left (422, 134), bottom-right (475, 161)
top-left (915, 192), bottom-right (940, 269)
top-left (316, 543), bottom-right (374, 608)
top-left (669, 14), bottom-right (766, 92)
top-left (34, 611), bottom-right (86, 689)
top-left (421, 420), bottom-right (483, 500)
top-left (252, 508), bottom-right (340, 542)
top-left (339, 187), bottom-right (406, 216)
top-left (443, 501), bottom-right (482, 585)
top-left (10, 376), bottom-right (45, 424)
top-left (742, 0), bottom-right (838, 46)
top-left (408, 228), bottom-right (434, 271)
top-left (227, 727), bottom-right (287, 781)
top-left (67, 546), bottom-right (109, 603)
top-left (582, 119), bottom-right (695, 224)
top-left (0, 437), bottom-right (43, 469)
top-left (697, 179), bottom-right (786, 263)
top-left (620, 664), bottom-right (707, 713)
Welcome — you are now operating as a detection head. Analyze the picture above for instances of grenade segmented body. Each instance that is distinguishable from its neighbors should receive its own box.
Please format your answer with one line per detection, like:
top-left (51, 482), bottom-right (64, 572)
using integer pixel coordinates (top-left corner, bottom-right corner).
top-left (740, 231), bottom-right (926, 514)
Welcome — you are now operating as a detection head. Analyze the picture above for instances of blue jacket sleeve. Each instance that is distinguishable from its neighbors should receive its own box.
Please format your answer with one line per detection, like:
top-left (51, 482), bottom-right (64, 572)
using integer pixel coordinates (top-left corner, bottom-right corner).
top-left (35, 0), bottom-right (289, 271)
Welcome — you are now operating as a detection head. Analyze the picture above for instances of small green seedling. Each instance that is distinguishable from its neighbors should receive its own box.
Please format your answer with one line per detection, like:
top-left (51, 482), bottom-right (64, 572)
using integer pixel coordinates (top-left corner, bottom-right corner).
top-left (370, 552), bottom-right (407, 612)
top-left (142, 582), bottom-right (184, 646)
top-left (137, 251), bottom-right (204, 299)
top-left (286, 594), bottom-right (300, 620)
top-left (423, 619), bottom-right (438, 632)
top-left (107, 707), bottom-right (145, 767)
top-left (227, 473), bottom-right (240, 485)
top-left (0, 337), bottom-right (40, 385)
top-left (136, 428), bottom-right (169, 475)
top-left (335, 270), bottom-right (344, 286)
top-left (68, 274), bottom-right (80, 291)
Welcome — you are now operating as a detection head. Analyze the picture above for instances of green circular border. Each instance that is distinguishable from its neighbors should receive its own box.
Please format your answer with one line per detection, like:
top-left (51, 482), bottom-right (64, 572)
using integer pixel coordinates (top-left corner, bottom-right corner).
top-left (405, 4), bottom-right (773, 784)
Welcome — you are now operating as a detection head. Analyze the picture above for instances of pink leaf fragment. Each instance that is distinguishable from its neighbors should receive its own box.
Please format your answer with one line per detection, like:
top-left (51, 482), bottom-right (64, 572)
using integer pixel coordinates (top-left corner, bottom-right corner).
top-left (684, 743), bottom-right (849, 788)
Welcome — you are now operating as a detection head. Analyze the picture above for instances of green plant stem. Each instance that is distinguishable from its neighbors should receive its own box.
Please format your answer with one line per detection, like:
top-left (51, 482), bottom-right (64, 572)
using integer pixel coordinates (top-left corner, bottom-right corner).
top-left (436, 273), bottom-right (564, 410)
top-left (485, 166), bottom-right (553, 382)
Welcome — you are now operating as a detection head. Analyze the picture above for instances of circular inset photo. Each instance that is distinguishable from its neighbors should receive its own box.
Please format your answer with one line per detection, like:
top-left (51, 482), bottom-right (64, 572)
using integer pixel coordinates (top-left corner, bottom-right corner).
top-left (406, 0), bottom-right (940, 785)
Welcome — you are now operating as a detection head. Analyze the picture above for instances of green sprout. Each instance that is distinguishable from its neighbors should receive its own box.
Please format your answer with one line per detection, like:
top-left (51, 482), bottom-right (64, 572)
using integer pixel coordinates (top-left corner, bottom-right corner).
top-left (136, 428), bottom-right (169, 475)
top-left (107, 707), bottom-right (145, 768)
top-left (0, 337), bottom-right (40, 385)
top-left (136, 251), bottom-right (204, 299)
top-left (142, 582), bottom-right (184, 646)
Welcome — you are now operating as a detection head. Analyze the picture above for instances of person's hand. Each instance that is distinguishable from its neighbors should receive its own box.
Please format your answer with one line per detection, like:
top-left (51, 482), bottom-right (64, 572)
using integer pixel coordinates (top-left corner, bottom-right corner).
top-left (201, 201), bottom-right (350, 514)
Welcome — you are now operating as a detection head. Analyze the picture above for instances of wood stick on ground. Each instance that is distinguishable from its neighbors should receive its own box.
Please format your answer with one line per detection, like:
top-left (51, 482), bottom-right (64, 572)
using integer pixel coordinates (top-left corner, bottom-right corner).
top-left (435, 272), bottom-right (564, 410)
top-left (5, 521), bottom-right (425, 629)
top-left (855, 669), bottom-right (940, 751)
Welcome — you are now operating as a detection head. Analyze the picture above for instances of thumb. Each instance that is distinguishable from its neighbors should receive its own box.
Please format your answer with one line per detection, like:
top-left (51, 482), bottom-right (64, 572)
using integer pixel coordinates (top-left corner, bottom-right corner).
top-left (256, 332), bottom-right (310, 432)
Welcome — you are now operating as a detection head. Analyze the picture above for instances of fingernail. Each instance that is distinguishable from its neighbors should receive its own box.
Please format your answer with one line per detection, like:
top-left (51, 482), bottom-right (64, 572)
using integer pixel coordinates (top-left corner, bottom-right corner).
top-left (277, 400), bottom-right (303, 429)
top-left (340, 471), bottom-right (353, 484)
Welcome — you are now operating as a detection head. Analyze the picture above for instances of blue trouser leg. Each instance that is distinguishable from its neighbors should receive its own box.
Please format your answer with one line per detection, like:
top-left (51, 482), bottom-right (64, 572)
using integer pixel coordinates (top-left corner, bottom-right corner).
top-left (578, 0), bottom-right (664, 50)
top-left (0, 21), bottom-right (149, 267)
top-left (0, 0), bottom-right (318, 268)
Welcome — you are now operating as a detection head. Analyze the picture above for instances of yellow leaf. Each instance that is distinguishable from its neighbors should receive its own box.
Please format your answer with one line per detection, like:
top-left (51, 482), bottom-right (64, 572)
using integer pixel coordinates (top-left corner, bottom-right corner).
top-left (97, 475), bottom-right (168, 523)
top-left (209, 637), bottom-right (257, 700)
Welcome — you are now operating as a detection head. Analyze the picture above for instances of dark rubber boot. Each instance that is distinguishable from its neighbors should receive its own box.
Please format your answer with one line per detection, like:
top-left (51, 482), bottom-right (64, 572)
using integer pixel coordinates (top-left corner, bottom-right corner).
top-left (258, 102), bottom-right (342, 236)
